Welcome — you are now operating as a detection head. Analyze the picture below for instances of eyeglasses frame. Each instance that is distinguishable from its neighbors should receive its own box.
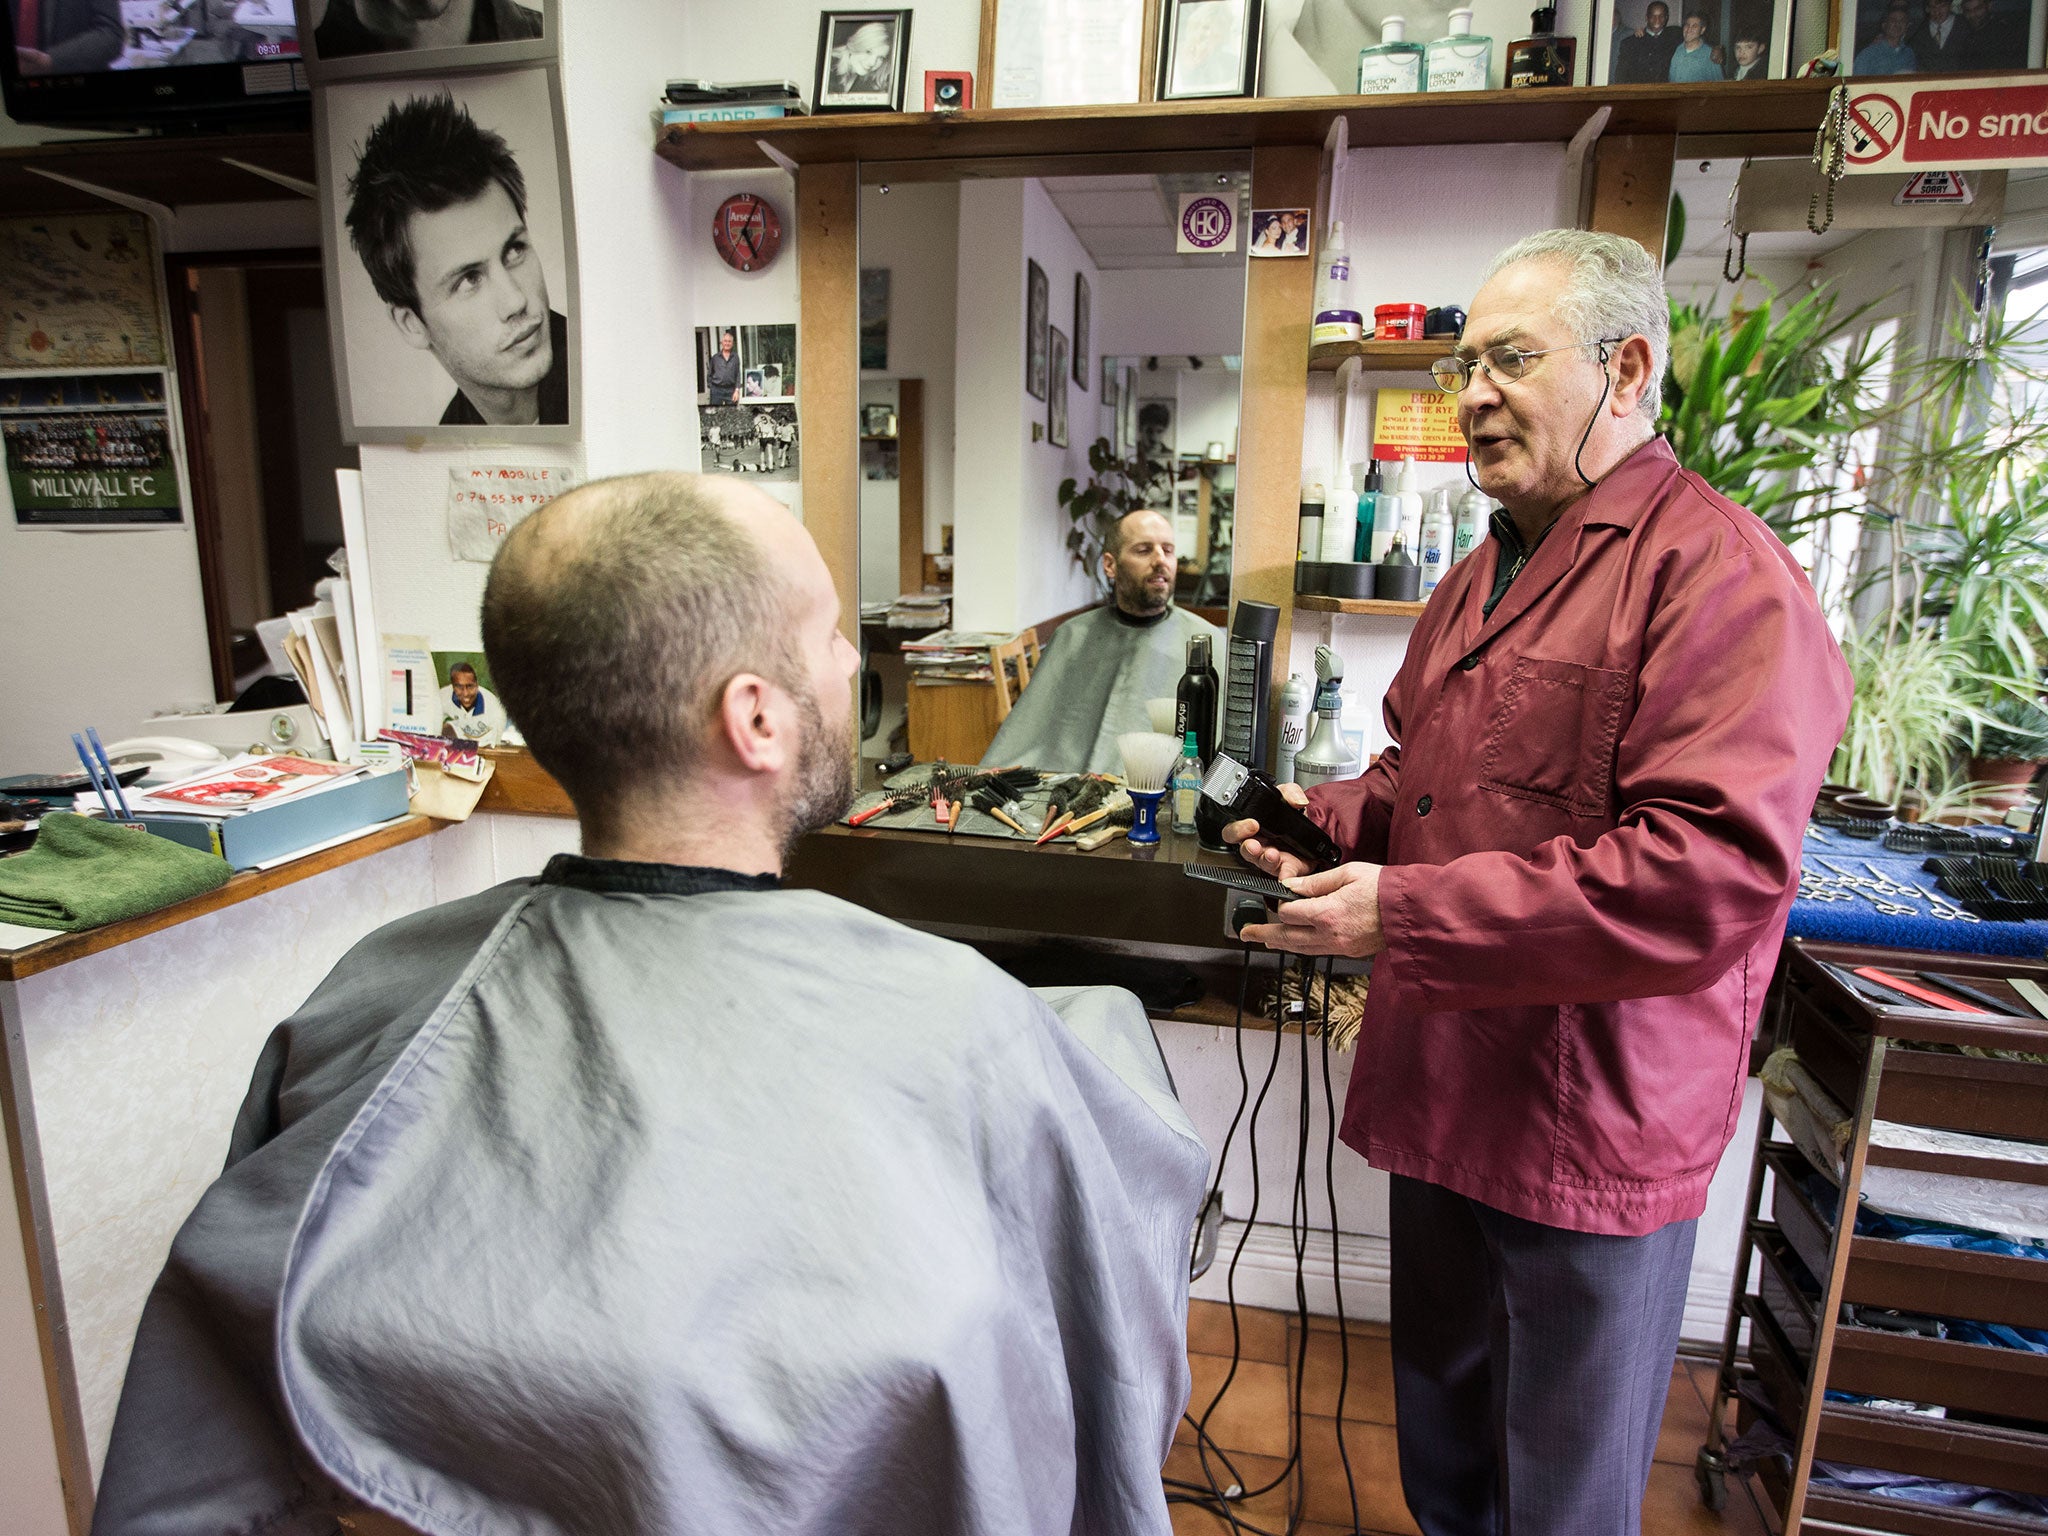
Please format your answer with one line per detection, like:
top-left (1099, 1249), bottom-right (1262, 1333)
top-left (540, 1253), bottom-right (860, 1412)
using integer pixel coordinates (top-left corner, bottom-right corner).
top-left (1430, 337), bottom-right (1625, 395)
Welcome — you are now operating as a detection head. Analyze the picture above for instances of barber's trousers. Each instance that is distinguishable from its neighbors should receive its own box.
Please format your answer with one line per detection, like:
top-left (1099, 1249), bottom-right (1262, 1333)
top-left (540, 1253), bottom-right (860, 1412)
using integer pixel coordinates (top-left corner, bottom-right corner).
top-left (1388, 1174), bottom-right (1697, 1536)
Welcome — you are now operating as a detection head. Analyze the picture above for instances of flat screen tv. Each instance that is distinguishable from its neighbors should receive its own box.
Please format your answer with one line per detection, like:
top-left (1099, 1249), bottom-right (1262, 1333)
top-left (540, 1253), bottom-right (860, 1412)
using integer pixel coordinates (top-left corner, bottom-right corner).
top-left (3, 0), bottom-right (308, 130)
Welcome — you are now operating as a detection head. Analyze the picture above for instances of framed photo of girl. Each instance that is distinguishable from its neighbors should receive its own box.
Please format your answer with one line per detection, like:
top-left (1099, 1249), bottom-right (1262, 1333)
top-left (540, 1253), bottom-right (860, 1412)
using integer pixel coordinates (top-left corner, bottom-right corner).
top-left (1591, 0), bottom-right (1792, 83)
top-left (295, 0), bottom-right (558, 81)
top-left (814, 9), bottom-right (914, 112)
top-left (1157, 0), bottom-right (1264, 100)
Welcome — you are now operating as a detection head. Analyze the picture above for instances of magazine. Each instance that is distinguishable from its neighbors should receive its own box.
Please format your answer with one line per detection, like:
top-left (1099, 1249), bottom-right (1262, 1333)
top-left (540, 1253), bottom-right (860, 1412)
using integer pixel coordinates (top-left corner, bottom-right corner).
top-left (134, 753), bottom-right (364, 815)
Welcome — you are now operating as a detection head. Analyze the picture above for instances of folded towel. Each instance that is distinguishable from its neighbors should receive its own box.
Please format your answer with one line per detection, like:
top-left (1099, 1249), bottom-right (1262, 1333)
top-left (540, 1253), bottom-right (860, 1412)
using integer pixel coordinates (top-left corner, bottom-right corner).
top-left (0, 813), bottom-right (233, 931)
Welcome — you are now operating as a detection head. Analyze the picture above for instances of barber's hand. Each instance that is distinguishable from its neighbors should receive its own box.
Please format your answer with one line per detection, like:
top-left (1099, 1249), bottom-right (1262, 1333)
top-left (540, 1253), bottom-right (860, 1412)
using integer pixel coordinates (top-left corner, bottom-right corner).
top-left (1221, 782), bottom-right (1314, 881)
top-left (1239, 862), bottom-right (1386, 958)
top-left (17, 46), bottom-right (53, 73)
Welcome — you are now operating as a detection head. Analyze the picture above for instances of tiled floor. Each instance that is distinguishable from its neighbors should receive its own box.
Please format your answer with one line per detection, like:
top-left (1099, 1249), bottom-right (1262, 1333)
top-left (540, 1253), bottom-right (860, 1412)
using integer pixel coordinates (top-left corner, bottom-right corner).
top-left (1169, 1300), bottom-right (1775, 1536)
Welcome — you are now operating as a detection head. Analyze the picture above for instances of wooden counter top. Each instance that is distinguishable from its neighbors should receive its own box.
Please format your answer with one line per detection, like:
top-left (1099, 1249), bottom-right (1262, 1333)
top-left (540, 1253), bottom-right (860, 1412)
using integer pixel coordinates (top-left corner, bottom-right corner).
top-left (0, 816), bottom-right (440, 982)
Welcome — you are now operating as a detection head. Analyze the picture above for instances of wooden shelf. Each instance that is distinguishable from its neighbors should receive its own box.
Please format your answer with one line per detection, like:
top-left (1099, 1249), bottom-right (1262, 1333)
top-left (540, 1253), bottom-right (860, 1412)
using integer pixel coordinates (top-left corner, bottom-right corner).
top-left (1297, 594), bottom-right (1427, 617)
top-left (654, 79), bottom-right (1843, 174)
top-left (1309, 338), bottom-right (1444, 374)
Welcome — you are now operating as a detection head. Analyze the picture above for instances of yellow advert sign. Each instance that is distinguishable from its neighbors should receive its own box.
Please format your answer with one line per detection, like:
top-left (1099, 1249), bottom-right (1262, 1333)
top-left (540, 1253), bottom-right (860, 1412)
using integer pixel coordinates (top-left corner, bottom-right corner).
top-left (1371, 388), bottom-right (1467, 464)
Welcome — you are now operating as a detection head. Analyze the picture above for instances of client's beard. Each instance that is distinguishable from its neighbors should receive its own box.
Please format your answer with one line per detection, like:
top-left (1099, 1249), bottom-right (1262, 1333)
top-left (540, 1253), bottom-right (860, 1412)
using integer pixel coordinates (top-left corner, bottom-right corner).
top-left (778, 683), bottom-right (856, 862)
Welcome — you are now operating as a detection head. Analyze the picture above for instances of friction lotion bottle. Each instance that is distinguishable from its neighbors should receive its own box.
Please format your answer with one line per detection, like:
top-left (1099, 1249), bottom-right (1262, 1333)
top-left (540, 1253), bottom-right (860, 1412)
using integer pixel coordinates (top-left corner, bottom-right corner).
top-left (1357, 16), bottom-right (1426, 92)
top-left (1425, 8), bottom-right (1494, 91)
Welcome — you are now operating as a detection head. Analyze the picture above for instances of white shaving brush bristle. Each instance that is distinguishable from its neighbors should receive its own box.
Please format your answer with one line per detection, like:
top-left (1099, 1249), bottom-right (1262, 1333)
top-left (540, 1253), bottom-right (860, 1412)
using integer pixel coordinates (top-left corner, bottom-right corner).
top-left (1117, 732), bottom-right (1181, 794)
top-left (1146, 697), bottom-right (1178, 735)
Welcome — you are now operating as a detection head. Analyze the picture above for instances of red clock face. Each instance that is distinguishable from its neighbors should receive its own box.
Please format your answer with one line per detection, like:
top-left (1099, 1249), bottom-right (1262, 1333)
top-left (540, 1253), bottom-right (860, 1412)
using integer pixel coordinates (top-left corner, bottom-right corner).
top-left (712, 193), bottom-right (783, 273)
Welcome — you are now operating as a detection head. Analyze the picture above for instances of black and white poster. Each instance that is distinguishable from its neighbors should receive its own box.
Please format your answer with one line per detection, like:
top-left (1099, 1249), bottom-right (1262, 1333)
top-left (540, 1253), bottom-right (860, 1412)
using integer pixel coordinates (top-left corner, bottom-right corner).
top-left (319, 65), bottom-right (578, 444)
top-left (299, 0), bottom-right (557, 77)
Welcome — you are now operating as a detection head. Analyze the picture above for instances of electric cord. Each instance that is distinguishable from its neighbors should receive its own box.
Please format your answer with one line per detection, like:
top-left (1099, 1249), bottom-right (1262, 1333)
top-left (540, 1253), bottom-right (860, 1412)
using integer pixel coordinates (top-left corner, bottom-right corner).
top-left (1571, 343), bottom-right (1615, 489)
top-left (1162, 949), bottom-right (1365, 1535)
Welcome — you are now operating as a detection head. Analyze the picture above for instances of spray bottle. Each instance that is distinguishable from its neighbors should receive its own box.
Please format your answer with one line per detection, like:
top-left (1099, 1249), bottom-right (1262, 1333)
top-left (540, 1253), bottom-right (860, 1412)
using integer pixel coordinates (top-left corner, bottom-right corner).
top-left (1420, 487), bottom-right (1451, 594)
top-left (1311, 221), bottom-right (1362, 345)
top-left (1276, 672), bottom-right (1313, 784)
top-left (1454, 487), bottom-right (1490, 565)
top-left (1292, 645), bottom-right (1361, 788)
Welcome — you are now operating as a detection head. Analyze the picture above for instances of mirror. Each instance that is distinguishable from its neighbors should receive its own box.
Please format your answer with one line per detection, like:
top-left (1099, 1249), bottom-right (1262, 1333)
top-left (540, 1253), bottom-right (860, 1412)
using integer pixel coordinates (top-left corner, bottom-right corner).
top-left (856, 167), bottom-right (1251, 775)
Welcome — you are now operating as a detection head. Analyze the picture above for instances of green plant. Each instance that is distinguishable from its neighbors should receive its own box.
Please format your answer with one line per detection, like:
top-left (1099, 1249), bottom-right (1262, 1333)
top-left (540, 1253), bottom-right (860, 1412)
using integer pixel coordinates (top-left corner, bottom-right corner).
top-left (1974, 691), bottom-right (2048, 764)
top-left (1661, 286), bottom-right (1889, 541)
top-left (1058, 437), bottom-right (1153, 586)
top-left (1832, 624), bottom-right (1996, 807)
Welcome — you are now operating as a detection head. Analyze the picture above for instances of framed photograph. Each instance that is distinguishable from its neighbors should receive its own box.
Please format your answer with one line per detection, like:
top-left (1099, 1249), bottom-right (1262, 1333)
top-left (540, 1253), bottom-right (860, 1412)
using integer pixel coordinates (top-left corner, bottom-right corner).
top-left (1838, 0), bottom-right (2035, 73)
top-left (319, 65), bottom-right (578, 444)
top-left (1025, 258), bottom-right (1049, 401)
top-left (300, 0), bottom-right (556, 80)
top-left (814, 10), bottom-right (913, 112)
top-left (1592, 0), bottom-right (1792, 82)
top-left (695, 324), bottom-right (799, 480)
top-left (860, 267), bottom-right (890, 371)
top-left (1158, 0), bottom-right (1264, 101)
top-left (861, 402), bottom-right (897, 437)
top-left (1048, 327), bottom-right (1070, 449)
top-left (1072, 273), bottom-right (1091, 390)
top-left (1249, 207), bottom-right (1312, 256)
top-left (985, 0), bottom-right (1146, 107)
top-left (1119, 363), bottom-right (1138, 454)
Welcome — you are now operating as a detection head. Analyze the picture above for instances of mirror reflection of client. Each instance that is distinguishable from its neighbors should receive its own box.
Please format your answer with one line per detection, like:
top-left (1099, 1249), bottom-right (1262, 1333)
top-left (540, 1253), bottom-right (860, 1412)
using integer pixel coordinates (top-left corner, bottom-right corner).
top-left (982, 507), bottom-right (1223, 775)
top-left (345, 93), bottom-right (569, 428)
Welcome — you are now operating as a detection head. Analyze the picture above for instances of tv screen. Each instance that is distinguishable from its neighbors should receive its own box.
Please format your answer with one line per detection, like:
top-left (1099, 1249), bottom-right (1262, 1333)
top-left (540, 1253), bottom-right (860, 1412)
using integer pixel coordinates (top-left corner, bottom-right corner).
top-left (3, 0), bottom-right (307, 129)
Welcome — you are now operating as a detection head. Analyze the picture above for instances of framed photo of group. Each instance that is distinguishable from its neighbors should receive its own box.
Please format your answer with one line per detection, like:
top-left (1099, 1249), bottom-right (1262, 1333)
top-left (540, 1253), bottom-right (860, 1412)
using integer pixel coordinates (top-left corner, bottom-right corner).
top-left (1836, 0), bottom-right (2040, 74)
top-left (1591, 0), bottom-right (1793, 83)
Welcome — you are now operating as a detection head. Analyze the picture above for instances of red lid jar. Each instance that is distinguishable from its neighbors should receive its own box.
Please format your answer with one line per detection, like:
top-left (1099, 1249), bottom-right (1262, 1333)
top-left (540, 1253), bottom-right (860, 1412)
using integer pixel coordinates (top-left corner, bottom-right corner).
top-left (1374, 303), bottom-right (1427, 340)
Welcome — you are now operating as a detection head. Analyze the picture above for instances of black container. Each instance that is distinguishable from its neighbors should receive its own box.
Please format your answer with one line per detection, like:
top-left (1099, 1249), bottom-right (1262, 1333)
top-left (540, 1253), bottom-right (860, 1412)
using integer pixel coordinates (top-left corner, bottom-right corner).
top-left (1373, 561), bottom-right (1422, 601)
top-left (1219, 599), bottom-right (1279, 775)
top-left (1324, 563), bottom-right (1378, 599)
top-left (1296, 561), bottom-right (1335, 595)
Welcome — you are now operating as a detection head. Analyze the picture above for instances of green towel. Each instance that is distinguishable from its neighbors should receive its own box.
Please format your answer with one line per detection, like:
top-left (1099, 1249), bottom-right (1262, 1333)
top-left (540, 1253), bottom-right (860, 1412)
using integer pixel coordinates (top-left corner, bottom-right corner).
top-left (0, 813), bottom-right (234, 931)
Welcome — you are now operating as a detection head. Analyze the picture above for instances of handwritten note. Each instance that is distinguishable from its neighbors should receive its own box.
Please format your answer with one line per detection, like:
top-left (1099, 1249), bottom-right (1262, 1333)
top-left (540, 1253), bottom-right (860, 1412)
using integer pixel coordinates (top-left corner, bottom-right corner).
top-left (446, 464), bottom-right (579, 563)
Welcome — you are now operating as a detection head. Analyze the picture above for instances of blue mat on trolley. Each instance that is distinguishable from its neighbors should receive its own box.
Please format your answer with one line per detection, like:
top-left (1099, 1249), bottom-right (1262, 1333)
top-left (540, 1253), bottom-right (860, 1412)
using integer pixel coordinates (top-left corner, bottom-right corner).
top-left (1789, 828), bottom-right (2048, 958)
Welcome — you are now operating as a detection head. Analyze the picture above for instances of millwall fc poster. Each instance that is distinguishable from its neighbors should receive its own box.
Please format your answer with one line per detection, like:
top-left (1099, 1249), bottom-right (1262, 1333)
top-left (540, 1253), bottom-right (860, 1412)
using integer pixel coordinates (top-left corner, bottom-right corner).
top-left (0, 372), bottom-right (184, 527)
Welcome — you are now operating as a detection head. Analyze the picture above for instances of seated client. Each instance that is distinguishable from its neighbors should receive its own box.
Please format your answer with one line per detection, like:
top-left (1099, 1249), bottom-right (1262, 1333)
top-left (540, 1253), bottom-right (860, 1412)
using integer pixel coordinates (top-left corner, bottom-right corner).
top-left (93, 472), bottom-right (1211, 1536)
top-left (983, 507), bottom-right (1223, 774)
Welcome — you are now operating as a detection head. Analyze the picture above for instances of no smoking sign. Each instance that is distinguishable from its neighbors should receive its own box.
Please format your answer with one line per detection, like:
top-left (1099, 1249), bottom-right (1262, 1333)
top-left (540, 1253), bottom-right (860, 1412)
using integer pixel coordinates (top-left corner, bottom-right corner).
top-left (1846, 92), bottom-right (1902, 166)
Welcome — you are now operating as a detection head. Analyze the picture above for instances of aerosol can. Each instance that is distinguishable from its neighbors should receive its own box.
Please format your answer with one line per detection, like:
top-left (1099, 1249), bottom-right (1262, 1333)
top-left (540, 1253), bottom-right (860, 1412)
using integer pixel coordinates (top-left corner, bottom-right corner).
top-left (1292, 645), bottom-right (1361, 788)
top-left (1276, 672), bottom-right (1313, 784)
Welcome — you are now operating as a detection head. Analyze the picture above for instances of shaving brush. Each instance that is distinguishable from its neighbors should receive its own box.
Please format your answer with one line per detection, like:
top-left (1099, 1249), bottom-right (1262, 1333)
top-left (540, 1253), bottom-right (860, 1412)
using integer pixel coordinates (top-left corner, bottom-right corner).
top-left (1117, 732), bottom-right (1180, 846)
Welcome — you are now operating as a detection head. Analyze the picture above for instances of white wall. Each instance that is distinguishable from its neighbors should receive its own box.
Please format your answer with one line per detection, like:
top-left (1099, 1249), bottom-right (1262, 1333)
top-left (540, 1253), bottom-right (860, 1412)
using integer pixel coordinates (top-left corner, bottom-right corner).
top-left (1176, 365), bottom-right (1242, 461)
top-left (858, 377), bottom-right (901, 604)
top-left (1096, 266), bottom-right (1248, 359)
top-left (860, 181), bottom-right (960, 569)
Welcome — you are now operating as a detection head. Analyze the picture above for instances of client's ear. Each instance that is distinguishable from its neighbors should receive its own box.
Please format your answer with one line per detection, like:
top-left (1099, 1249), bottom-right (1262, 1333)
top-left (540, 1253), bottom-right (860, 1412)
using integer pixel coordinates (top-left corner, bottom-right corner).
top-left (716, 672), bottom-right (793, 774)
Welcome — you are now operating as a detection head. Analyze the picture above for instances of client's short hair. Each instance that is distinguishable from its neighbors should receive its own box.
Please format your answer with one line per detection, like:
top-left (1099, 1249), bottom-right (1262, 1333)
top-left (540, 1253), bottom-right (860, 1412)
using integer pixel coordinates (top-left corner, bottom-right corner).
top-left (482, 473), bottom-right (796, 816)
top-left (345, 93), bottom-right (528, 315)
top-left (1105, 506), bottom-right (1169, 558)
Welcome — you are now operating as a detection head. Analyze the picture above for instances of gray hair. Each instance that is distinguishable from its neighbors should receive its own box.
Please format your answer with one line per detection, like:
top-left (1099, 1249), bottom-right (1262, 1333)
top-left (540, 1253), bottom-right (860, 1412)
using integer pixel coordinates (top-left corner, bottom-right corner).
top-left (482, 471), bottom-right (798, 820)
top-left (1483, 230), bottom-right (1669, 419)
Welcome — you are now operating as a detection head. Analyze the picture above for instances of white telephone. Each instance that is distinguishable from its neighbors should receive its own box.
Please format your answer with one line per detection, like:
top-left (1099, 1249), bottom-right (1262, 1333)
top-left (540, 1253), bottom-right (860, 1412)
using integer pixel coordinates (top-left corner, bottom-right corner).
top-left (101, 737), bottom-right (228, 786)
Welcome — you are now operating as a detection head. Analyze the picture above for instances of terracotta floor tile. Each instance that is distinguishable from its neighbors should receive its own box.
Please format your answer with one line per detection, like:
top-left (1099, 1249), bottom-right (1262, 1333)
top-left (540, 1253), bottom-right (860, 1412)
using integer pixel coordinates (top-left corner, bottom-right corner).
top-left (1183, 1352), bottom-right (1297, 1461)
top-left (1298, 1416), bottom-right (1420, 1536)
top-left (1294, 1328), bottom-right (1398, 1423)
top-left (1656, 1362), bottom-right (1714, 1468)
top-left (1641, 1458), bottom-right (1772, 1536)
top-left (1189, 1297), bottom-right (1293, 1365)
top-left (1298, 1309), bottom-right (1392, 1339)
top-left (1165, 1441), bottom-right (1298, 1526)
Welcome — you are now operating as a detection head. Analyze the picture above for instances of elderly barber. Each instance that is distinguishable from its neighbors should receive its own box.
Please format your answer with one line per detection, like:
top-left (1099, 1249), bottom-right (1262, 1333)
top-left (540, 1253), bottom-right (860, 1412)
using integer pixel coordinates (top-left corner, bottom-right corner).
top-left (1227, 230), bottom-right (1849, 1536)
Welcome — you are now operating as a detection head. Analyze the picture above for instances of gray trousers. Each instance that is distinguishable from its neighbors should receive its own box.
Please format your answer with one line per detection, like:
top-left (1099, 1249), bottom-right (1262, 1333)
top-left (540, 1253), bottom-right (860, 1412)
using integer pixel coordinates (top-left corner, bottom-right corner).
top-left (1388, 1174), bottom-right (1697, 1536)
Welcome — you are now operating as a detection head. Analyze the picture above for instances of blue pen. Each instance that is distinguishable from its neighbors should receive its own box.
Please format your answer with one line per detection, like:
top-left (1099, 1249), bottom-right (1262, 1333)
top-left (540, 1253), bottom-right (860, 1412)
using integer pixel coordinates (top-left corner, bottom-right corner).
top-left (71, 734), bottom-right (118, 820)
top-left (86, 729), bottom-right (134, 821)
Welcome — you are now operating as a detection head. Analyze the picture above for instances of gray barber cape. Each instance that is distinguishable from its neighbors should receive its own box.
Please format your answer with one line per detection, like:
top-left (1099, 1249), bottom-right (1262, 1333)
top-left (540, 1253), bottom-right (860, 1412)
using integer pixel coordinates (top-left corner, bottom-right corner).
top-left (982, 605), bottom-right (1222, 775)
top-left (93, 856), bottom-right (1210, 1536)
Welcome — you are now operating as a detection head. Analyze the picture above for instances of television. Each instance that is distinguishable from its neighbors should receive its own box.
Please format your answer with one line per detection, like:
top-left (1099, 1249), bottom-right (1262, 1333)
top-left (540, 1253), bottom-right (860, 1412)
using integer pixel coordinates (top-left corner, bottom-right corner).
top-left (2, 0), bottom-right (308, 131)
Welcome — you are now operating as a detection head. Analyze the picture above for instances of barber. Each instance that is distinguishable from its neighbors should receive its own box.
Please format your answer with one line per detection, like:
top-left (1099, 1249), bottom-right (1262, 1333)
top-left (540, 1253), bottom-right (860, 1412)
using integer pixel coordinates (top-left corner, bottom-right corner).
top-left (1226, 230), bottom-right (1849, 1536)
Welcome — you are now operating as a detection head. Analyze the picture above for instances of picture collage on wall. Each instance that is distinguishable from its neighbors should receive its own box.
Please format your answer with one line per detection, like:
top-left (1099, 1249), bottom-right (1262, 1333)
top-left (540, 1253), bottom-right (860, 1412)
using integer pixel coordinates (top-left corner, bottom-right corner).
top-left (694, 324), bottom-right (800, 482)
top-left (309, 0), bottom-right (577, 445)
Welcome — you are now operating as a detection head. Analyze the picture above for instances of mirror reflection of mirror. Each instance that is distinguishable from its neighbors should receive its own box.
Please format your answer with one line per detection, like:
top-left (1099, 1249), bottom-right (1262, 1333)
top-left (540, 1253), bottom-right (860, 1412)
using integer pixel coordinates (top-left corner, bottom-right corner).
top-left (857, 168), bottom-right (1249, 773)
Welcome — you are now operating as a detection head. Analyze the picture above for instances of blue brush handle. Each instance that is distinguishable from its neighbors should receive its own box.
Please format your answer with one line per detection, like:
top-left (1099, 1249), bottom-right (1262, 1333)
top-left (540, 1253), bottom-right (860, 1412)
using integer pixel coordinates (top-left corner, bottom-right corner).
top-left (1128, 789), bottom-right (1164, 845)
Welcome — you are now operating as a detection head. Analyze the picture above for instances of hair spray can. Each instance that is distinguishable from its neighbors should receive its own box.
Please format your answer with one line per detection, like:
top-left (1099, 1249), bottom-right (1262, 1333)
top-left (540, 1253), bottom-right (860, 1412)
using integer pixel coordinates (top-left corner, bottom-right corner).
top-left (1276, 673), bottom-right (1313, 785)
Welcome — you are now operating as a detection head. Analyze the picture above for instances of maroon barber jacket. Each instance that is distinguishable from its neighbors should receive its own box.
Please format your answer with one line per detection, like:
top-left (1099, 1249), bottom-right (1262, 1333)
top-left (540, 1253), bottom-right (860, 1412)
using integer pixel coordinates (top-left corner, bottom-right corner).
top-left (1306, 437), bottom-right (1850, 1236)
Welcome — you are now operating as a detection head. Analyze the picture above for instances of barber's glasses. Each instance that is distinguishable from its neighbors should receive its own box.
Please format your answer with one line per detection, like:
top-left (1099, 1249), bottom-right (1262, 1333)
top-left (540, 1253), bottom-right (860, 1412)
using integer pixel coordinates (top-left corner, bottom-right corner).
top-left (1430, 338), bottom-right (1621, 395)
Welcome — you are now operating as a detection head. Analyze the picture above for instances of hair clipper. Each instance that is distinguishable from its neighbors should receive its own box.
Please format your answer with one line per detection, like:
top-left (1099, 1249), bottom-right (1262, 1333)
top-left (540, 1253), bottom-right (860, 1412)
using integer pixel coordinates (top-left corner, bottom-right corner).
top-left (1198, 754), bottom-right (1341, 872)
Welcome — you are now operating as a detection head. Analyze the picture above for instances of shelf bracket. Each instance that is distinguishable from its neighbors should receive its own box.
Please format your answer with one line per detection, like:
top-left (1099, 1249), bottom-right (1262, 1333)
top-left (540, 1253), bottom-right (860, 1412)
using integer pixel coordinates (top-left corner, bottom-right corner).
top-left (1563, 106), bottom-right (1612, 230)
top-left (22, 166), bottom-right (173, 226)
top-left (218, 156), bottom-right (317, 200)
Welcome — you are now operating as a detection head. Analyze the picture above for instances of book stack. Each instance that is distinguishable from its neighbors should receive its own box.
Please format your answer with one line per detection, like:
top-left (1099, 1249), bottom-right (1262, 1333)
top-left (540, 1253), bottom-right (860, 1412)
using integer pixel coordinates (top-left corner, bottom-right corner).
top-left (902, 630), bottom-right (1018, 685)
top-left (886, 594), bottom-right (951, 630)
top-left (658, 79), bottom-right (807, 126)
top-left (111, 752), bottom-right (410, 869)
